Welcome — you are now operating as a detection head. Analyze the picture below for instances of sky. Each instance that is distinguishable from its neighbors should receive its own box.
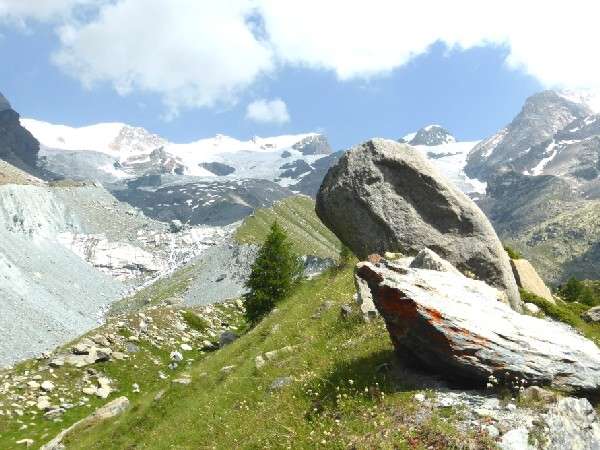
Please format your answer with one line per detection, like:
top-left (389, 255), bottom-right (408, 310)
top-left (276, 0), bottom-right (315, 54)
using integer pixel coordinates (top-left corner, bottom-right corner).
top-left (1, 0), bottom-right (599, 150)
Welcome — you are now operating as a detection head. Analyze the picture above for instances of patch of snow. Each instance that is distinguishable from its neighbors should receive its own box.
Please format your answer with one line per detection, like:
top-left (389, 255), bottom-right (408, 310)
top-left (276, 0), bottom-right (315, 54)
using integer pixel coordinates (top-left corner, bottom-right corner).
top-left (530, 141), bottom-right (558, 176)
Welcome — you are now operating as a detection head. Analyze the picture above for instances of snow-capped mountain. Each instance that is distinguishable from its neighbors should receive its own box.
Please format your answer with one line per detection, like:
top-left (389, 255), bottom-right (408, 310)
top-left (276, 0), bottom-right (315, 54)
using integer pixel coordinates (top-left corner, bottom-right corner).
top-left (401, 124), bottom-right (456, 146)
top-left (22, 118), bottom-right (333, 189)
top-left (399, 125), bottom-right (484, 194)
top-left (465, 90), bottom-right (596, 181)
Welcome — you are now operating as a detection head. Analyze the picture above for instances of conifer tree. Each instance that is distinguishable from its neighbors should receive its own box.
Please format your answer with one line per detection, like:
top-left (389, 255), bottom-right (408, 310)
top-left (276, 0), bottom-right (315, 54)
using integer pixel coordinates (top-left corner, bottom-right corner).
top-left (243, 221), bottom-right (303, 324)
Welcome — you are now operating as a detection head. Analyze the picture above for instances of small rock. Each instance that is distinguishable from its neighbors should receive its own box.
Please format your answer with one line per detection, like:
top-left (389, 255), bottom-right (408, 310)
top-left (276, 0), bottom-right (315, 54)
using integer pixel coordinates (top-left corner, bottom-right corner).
top-left (37, 396), bottom-right (52, 411)
top-left (132, 383), bottom-right (140, 393)
top-left (520, 386), bottom-right (557, 404)
top-left (255, 355), bottom-right (266, 370)
top-left (501, 427), bottom-right (529, 450)
top-left (506, 403), bottom-right (517, 411)
top-left (523, 303), bottom-right (541, 315)
top-left (82, 386), bottom-right (98, 396)
top-left (219, 331), bottom-right (238, 347)
top-left (340, 304), bottom-right (353, 320)
top-left (583, 305), bottom-right (600, 323)
top-left (27, 381), bottom-right (40, 390)
top-left (95, 387), bottom-right (111, 399)
top-left (200, 340), bottom-right (217, 351)
top-left (484, 425), bottom-right (500, 439)
top-left (170, 351), bottom-right (183, 362)
top-left (180, 343), bottom-right (193, 352)
top-left (172, 377), bottom-right (191, 385)
top-left (15, 439), bottom-right (34, 447)
top-left (49, 358), bottom-right (64, 368)
top-left (220, 365), bottom-right (236, 374)
top-left (41, 381), bottom-right (55, 392)
top-left (125, 342), bottom-right (140, 353)
top-left (269, 376), bottom-right (293, 392)
top-left (112, 351), bottom-right (126, 361)
top-left (414, 393), bottom-right (426, 403)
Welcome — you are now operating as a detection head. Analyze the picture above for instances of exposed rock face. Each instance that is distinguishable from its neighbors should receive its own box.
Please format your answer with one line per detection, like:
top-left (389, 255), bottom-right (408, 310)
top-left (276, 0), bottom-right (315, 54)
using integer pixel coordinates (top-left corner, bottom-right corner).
top-left (292, 134), bottom-right (332, 155)
top-left (0, 92), bottom-right (40, 171)
top-left (409, 248), bottom-right (461, 274)
top-left (510, 258), bottom-right (554, 303)
top-left (356, 258), bottom-right (600, 394)
top-left (466, 90), bottom-right (591, 181)
top-left (403, 125), bottom-right (456, 146)
top-left (199, 161), bottom-right (236, 176)
top-left (316, 138), bottom-right (521, 309)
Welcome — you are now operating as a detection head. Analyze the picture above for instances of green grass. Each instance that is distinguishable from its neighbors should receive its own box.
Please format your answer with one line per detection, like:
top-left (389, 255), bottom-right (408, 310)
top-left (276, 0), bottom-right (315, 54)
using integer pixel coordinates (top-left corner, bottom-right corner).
top-left (110, 264), bottom-right (196, 315)
top-left (60, 267), bottom-right (494, 450)
top-left (234, 195), bottom-right (341, 260)
top-left (521, 288), bottom-right (600, 346)
top-left (181, 310), bottom-right (211, 332)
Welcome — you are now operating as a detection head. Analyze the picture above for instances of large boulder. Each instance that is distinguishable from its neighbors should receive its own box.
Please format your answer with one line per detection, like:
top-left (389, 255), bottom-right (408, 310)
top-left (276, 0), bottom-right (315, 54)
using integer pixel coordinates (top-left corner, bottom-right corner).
top-left (316, 138), bottom-right (521, 310)
top-left (510, 258), bottom-right (554, 303)
top-left (355, 257), bottom-right (600, 394)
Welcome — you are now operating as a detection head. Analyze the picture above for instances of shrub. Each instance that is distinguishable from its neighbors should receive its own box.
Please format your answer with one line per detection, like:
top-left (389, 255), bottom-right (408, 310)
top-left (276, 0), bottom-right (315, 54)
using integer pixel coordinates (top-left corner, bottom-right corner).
top-left (243, 221), bottom-right (303, 324)
top-left (337, 244), bottom-right (354, 269)
top-left (520, 289), bottom-right (580, 328)
top-left (503, 245), bottom-right (522, 260)
top-left (182, 310), bottom-right (210, 332)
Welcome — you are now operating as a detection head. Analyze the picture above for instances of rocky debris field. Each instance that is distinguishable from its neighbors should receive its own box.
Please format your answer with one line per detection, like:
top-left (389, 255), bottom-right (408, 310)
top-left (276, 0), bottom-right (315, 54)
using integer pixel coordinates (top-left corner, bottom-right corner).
top-left (0, 298), bottom-right (246, 449)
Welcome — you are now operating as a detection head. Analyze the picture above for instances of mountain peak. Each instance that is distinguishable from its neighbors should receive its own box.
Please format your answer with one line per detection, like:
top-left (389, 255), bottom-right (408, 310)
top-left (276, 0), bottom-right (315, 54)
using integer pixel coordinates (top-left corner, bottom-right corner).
top-left (402, 125), bottom-right (456, 146)
top-left (0, 92), bottom-right (12, 112)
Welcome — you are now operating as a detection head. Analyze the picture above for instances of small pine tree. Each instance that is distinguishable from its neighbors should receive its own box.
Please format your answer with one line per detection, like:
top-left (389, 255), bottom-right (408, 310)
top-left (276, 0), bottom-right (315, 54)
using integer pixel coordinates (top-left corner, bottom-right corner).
top-left (580, 285), bottom-right (598, 306)
top-left (243, 221), bottom-right (303, 324)
top-left (561, 277), bottom-right (584, 302)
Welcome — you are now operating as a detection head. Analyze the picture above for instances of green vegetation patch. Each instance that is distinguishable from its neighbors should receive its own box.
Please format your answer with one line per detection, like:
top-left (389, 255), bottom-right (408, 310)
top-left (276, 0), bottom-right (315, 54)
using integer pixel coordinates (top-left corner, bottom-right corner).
top-left (234, 195), bottom-right (341, 259)
top-left (62, 268), bottom-right (494, 450)
top-left (110, 264), bottom-right (196, 315)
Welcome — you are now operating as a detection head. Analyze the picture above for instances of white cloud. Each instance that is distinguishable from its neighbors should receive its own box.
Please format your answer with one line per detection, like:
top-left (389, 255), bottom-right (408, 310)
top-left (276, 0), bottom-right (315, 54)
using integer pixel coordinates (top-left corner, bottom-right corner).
top-left (245, 98), bottom-right (290, 124)
top-left (52, 0), bottom-right (273, 117)
top-left (4, 0), bottom-right (600, 114)
top-left (0, 0), bottom-right (97, 23)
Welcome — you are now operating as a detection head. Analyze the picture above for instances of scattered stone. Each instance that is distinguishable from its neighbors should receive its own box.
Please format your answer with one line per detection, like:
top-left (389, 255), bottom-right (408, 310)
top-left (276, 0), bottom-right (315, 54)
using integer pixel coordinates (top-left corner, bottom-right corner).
top-left (255, 355), bottom-right (266, 370)
top-left (125, 342), bottom-right (140, 353)
top-left (316, 138), bottom-right (521, 310)
top-left (82, 386), bottom-right (97, 396)
top-left (520, 386), bottom-right (557, 404)
top-left (180, 343), bottom-right (193, 351)
top-left (200, 340), bottom-right (217, 351)
top-left (414, 393), bottom-right (426, 403)
top-left (40, 381), bottom-right (55, 392)
top-left (354, 273), bottom-right (379, 321)
top-left (170, 219), bottom-right (184, 233)
top-left (172, 377), bottom-right (191, 385)
top-left (41, 397), bottom-right (129, 450)
top-left (220, 365), bottom-right (235, 374)
top-left (269, 376), bottom-right (293, 392)
top-left (112, 351), bottom-right (126, 360)
top-left (356, 258), bottom-right (600, 393)
top-left (132, 383), bottom-right (140, 393)
top-left (523, 302), bottom-right (541, 315)
top-left (219, 331), bottom-right (238, 347)
top-left (16, 439), bottom-right (34, 448)
top-left (583, 306), bottom-right (600, 323)
top-left (48, 358), bottom-right (64, 368)
top-left (170, 351), bottom-right (183, 362)
top-left (37, 396), bottom-right (52, 411)
top-left (26, 381), bottom-right (40, 390)
top-left (95, 387), bottom-right (111, 399)
top-left (340, 304), bottom-right (353, 320)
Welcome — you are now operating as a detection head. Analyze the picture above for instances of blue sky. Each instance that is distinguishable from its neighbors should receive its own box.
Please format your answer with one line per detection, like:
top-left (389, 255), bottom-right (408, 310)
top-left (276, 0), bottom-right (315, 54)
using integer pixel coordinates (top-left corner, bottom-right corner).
top-left (2, 0), bottom-right (594, 151)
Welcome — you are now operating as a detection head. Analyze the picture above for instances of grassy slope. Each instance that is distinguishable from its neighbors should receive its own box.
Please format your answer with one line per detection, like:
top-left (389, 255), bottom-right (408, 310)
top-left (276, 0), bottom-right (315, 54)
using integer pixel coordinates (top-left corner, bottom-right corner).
top-left (235, 195), bottom-right (341, 260)
top-left (62, 267), bottom-right (493, 450)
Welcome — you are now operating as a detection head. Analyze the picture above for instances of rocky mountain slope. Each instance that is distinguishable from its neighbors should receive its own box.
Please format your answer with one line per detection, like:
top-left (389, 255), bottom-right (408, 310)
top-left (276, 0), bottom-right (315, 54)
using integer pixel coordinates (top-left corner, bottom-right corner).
top-left (466, 90), bottom-right (600, 282)
top-left (0, 160), bottom-right (229, 368)
top-left (0, 93), bottom-right (41, 175)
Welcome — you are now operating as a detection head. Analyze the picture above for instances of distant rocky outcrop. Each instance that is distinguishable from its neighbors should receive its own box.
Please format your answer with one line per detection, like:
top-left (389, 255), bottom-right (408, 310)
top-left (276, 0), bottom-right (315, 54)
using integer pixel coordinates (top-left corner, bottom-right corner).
top-left (0, 92), bottom-right (40, 172)
top-left (402, 125), bottom-right (456, 146)
top-left (199, 162), bottom-right (236, 176)
top-left (316, 139), bottom-right (521, 310)
top-left (466, 90), bottom-right (592, 181)
top-left (356, 256), bottom-right (600, 394)
top-left (292, 134), bottom-right (332, 155)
